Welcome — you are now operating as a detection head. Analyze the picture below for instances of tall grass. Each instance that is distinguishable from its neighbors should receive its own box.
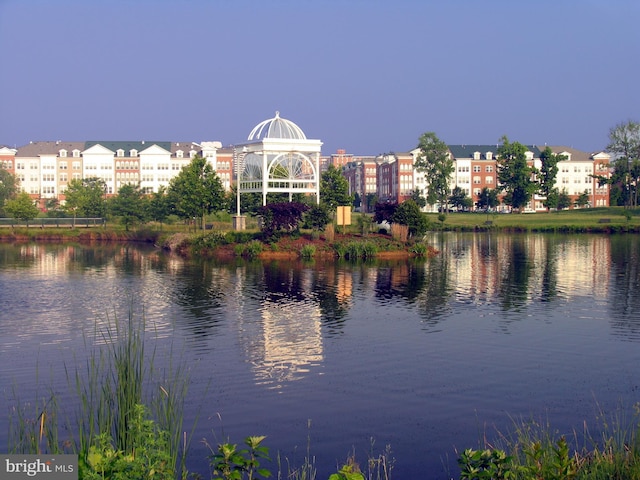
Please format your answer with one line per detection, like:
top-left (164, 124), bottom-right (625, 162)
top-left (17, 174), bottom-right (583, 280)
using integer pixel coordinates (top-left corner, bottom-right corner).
top-left (462, 403), bottom-right (640, 480)
top-left (9, 306), bottom-right (191, 478)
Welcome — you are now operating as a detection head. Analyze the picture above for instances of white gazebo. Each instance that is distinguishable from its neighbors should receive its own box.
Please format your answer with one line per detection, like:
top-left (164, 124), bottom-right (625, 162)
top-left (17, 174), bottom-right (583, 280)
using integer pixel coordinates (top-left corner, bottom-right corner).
top-left (233, 112), bottom-right (323, 230)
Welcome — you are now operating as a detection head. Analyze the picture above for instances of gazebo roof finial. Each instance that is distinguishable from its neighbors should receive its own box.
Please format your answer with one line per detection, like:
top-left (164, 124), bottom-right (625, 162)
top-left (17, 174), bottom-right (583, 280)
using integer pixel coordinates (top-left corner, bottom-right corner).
top-left (247, 111), bottom-right (307, 141)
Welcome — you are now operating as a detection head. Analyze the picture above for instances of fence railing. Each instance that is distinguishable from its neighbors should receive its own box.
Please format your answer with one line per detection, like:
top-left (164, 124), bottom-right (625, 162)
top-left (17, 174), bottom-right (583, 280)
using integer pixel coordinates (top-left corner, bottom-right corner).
top-left (0, 218), bottom-right (105, 228)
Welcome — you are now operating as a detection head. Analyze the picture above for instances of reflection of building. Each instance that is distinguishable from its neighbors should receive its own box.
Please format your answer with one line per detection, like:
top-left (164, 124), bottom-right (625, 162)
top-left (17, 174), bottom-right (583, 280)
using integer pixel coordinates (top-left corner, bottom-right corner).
top-left (436, 233), bottom-right (611, 304)
top-left (231, 266), bottom-right (326, 389)
top-left (252, 300), bottom-right (324, 388)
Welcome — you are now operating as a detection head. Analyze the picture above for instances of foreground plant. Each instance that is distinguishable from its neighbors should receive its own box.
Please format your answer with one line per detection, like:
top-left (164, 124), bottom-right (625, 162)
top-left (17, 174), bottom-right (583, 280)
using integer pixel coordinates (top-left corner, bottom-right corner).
top-left (80, 404), bottom-right (174, 480)
top-left (210, 435), bottom-right (272, 480)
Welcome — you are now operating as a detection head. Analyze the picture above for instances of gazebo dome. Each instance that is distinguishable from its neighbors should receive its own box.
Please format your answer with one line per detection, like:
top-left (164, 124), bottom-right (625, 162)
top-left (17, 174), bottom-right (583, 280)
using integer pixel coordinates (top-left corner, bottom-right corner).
top-left (247, 111), bottom-right (307, 141)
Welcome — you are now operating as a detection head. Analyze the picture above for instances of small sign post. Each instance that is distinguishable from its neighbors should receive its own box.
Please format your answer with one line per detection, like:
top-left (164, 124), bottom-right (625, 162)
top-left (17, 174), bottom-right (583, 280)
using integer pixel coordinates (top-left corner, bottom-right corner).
top-left (336, 206), bottom-right (352, 234)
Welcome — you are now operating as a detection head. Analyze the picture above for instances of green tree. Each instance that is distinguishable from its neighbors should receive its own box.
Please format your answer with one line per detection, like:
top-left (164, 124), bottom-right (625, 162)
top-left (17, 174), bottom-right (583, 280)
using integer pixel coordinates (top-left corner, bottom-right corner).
top-left (544, 188), bottom-right (560, 210)
top-left (539, 147), bottom-right (566, 209)
top-left (0, 168), bottom-right (19, 215)
top-left (304, 204), bottom-right (332, 232)
top-left (63, 177), bottom-right (107, 222)
top-left (497, 136), bottom-right (538, 212)
top-left (477, 187), bottom-right (499, 211)
top-left (147, 186), bottom-right (173, 227)
top-left (392, 200), bottom-right (429, 237)
top-left (5, 191), bottom-right (40, 224)
top-left (606, 120), bottom-right (640, 208)
top-left (414, 132), bottom-right (454, 211)
top-left (364, 193), bottom-right (378, 213)
top-left (409, 188), bottom-right (427, 209)
top-left (448, 186), bottom-right (473, 211)
top-left (168, 155), bottom-right (225, 230)
top-left (320, 165), bottom-right (353, 212)
top-left (575, 190), bottom-right (590, 208)
top-left (353, 192), bottom-right (362, 210)
top-left (557, 189), bottom-right (572, 210)
top-left (109, 184), bottom-right (149, 231)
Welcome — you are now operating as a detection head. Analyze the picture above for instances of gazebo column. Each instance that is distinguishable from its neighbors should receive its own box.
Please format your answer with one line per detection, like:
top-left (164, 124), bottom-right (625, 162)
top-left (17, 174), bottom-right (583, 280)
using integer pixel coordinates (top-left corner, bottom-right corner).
top-left (262, 151), bottom-right (268, 206)
top-left (314, 152), bottom-right (320, 204)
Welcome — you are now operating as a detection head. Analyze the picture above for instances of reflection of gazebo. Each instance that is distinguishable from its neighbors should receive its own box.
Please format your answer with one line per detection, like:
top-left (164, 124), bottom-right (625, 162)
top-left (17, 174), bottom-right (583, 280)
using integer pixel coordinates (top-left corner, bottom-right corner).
top-left (233, 112), bottom-right (322, 229)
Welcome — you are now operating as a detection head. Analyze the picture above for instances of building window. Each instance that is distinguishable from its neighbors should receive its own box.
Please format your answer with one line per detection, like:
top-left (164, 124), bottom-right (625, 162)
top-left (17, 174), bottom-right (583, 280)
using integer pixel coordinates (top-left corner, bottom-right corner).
top-left (59, 162), bottom-right (67, 170)
top-left (473, 165), bottom-right (481, 173)
top-left (59, 149), bottom-right (67, 157)
top-left (130, 149), bottom-right (138, 157)
top-left (485, 165), bottom-right (493, 172)
top-left (73, 150), bottom-right (80, 158)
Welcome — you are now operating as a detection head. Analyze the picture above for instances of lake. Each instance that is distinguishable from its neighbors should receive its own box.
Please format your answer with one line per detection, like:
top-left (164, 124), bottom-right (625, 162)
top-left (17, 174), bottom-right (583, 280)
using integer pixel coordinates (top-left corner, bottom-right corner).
top-left (1, 232), bottom-right (639, 479)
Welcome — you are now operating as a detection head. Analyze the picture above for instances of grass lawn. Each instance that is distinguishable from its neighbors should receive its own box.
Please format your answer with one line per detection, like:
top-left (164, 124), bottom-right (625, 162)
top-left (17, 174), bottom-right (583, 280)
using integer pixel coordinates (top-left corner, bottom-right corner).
top-left (421, 207), bottom-right (640, 232)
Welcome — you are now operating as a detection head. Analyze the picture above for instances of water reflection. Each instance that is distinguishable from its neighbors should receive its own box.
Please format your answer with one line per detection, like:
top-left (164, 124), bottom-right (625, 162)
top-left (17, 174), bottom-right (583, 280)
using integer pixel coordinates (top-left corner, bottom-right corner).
top-left (3, 234), bottom-right (640, 479)
top-left (609, 236), bottom-right (640, 339)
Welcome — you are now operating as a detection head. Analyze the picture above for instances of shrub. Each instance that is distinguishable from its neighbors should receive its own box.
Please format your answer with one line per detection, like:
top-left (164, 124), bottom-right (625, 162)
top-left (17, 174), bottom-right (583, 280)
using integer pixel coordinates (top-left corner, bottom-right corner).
top-left (257, 202), bottom-right (310, 240)
top-left (300, 244), bottom-right (316, 259)
top-left (225, 231), bottom-right (256, 244)
top-left (244, 240), bottom-right (264, 258)
top-left (191, 231), bottom-right (228, 252)
top-left (410, 242), bottom-right (430, 256)
top-left (335, 241), bottom-right (378, 259)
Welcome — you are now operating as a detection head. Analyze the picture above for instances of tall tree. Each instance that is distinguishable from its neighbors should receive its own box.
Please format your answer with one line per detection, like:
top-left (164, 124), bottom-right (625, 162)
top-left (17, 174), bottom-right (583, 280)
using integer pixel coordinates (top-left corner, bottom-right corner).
top-left (409, 188), bottom-right (427, 209)
top-left (109, 184), bottom-right (149, 231)
top-left (414, 132), bottom-right (453, 211)
top-left (497, 136), bottom-right (538, 212)
top-left (539, 147), bottom-right (566, 209)
top-left (168, 155), bottom-right (225, 230)
top-left (0, 168), bottom-right (19, 215)
top-left (5, 191), bottom-right (40, 224)
top-left (557, 189), bottom-right (572, 210)
top-left (147, 186), bottom-right (173, 227)
top-left (477, 187), bottom-right (499, 211)
top-left (320, 164), bottom-right (353, 212)
top-left (63, 177), bottom-right (107, 221)
top-left (575, 191), bottom-right (590, 208)
top-left (606, 120), bottom-right (640, 208)
top-left (448, 186), bottom-right (472, 211)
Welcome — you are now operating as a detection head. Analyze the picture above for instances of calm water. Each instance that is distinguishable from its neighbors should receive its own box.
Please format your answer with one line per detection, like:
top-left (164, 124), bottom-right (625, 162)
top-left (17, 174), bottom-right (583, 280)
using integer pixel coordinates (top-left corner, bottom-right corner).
top-left (1, 233), bottom-right (640, 479)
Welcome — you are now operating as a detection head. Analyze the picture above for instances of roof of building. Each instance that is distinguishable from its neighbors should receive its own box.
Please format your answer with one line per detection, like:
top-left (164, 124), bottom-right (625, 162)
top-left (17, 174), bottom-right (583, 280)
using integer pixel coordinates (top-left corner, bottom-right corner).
top-left (448, 144), bottom-right (544, 159)
top-left (544, 146), bottom-right (604, 162)
top-left (17, 141), bottom-right (85, 157)
top-left (85, 141), bottom-right (171, 154)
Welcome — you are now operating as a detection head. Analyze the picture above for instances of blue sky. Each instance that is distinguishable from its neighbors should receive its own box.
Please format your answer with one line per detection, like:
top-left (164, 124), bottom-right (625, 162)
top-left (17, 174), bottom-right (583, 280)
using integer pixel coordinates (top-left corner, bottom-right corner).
top-left (1, 0), bottom-right (638, 155)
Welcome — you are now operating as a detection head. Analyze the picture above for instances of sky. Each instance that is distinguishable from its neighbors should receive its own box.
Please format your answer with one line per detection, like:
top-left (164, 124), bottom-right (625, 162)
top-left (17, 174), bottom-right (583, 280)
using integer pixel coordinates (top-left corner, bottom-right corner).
top-left (1, 0), bottom-right (639, 156)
